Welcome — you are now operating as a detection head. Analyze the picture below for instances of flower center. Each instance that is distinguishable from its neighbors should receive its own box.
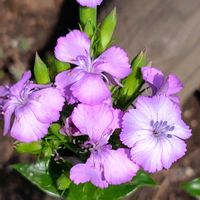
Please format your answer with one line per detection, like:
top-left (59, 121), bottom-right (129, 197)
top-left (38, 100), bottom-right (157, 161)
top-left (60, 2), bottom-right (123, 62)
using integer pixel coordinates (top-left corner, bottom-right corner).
top-left (76, 55), bottom-right (93, 72)
top-left (10, 83), bottom-right (35, 106)
top-left (150, 120), bottom-right (174, 138)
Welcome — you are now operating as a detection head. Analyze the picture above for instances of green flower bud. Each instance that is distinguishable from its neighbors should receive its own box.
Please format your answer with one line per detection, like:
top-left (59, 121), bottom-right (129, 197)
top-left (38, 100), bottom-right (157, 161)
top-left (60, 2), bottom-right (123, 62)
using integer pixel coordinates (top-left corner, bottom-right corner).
top-left (34, 53), bottom-right (51, 84)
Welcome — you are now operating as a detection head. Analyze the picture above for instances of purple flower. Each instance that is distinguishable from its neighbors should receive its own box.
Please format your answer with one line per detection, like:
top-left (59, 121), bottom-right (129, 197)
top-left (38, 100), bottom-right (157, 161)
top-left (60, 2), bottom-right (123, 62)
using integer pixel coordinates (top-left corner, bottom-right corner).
top-left (69, 103), bottom-right (139, 188)
top-left (120, 95), bottom-right (191, 173)
top-left (60, 117), bottom-right (80, 137)
top-left (55, 30), bottom-right (131, 105)
top-left (0, 71), bottom-right (65, 143)
top-left (76, 0), bottom-right (103, 7)
top-left (141, 66), bottom-right (183, 104)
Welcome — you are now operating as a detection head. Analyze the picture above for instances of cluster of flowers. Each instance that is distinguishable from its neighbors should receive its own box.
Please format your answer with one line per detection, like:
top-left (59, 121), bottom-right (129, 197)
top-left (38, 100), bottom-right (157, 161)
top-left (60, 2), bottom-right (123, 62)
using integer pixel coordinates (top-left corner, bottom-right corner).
top-left (0, 0), bottom-right (191, 189)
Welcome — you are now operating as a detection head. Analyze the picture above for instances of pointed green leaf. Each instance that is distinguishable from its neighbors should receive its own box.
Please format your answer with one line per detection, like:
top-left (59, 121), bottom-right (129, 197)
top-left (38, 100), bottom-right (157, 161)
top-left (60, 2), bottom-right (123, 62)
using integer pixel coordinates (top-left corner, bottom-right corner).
top-left (115, 50), bottom-right (147, 110)
top-left (98, 8), bottom-right (117, 53)
top-left (15, 141), bottom-right (42, 154)
top-left (181, 178), bottom-right (200, 197)
top-left (34, 53), bottom-right (51, 84)
top-left (12, 161), bottom-right (60, 198)
top-left (67, 171), bottom-right (156, 200)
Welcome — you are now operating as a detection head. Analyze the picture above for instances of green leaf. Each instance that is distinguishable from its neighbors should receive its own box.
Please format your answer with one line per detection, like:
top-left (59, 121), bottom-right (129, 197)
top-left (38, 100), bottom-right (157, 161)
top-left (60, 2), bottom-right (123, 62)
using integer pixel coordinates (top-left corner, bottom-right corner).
top-left (79, 7), bottom-right (96, 37)
top-left (41, 123), bottom-right (70, 158)
top-left (181, 178), bottom-right (200, 197)
top-left (34, 53), bottom-right (51, 84)
top-left (15, 141), bottom-right (42, 154)
top-left (100, 171), bottom-right (156, 200)
top-left (12, 161), bottom-right (61, 198)
top-left (54, 59), bottom-right (70, 73)
top-left (48, 123), bottom-right (69, 142)
top-left (57, 173), bottom-right (71, 190)
top-left (115, 50), bottom-right (147, 110)
top-left (67, 171), bottom-right (156, 200)
top-left (97, 8), bottom-right (117, 53)
top-left (67, 183), bottom-right (100, 200)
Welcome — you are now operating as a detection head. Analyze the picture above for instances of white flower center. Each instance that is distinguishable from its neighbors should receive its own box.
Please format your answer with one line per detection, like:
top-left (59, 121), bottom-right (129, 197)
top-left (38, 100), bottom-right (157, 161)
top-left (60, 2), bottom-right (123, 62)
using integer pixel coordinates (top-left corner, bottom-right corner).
top-left (150, 120), bottom-right (174, 138)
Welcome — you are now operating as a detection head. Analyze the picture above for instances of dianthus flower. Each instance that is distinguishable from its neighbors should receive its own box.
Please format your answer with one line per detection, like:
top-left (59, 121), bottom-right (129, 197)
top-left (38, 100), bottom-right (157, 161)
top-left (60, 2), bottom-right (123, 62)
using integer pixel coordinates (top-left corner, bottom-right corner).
top-left (0, 71), bottom-right (65, 142)
top-left (55, 30), bottom-right (131, 105)
top-left (76, 0), bottom-right (103, 7)
top-left (68, 103), bottom-right (139, 188)
top-left (120, 95), bottom-right (191, 173)
top-left (141, 66), bottom-right (183, 104)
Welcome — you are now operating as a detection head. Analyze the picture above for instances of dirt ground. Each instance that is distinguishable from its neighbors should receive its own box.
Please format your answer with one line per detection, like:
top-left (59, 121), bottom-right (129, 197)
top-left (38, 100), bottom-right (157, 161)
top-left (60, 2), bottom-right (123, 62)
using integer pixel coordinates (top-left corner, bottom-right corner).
top-left (0, 0), bottom-right (200, 200)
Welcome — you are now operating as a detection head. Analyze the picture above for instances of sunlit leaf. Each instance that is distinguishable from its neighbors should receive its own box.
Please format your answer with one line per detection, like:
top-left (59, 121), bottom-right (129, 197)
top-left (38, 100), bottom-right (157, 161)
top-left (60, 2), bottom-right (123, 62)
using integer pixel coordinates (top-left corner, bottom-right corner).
top-left (115, 50), bottom-right (147, 110)
top-left (15, 141), bottom-right (42, 154)
top-left (182, 178), bottom-right (200, 197)
top-left (12, 160), bottom-right (60, 198)
top-left (97, 7), bottom-right (117, 53)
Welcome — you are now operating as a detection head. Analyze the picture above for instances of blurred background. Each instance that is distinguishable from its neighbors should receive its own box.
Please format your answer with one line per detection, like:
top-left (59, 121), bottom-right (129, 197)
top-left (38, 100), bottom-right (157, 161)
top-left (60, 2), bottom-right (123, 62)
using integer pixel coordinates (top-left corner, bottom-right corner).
top-left (0, 0), bottom-right (200, 199)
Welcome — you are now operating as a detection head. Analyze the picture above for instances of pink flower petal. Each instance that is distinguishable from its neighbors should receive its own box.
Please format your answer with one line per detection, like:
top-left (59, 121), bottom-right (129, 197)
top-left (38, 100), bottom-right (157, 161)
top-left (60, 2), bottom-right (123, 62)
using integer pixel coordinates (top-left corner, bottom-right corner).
top-left (60, 117), bottom-right (81, 136)
top-left (131, 136), bottom-right (163, 173)
top-left (95, 47), bottom-right (131, 79)
top-left (166, 74), bottom-right (183, 95)
top-left (76, 0), bottom-right (103, 7)
top-left (70, 154), bottom-right (108, 188)
top-left (161, 137), bottom-right (186, 169)
top-left (71, 73), bottom-right (111, 105)
top-left (10, 105), bottom-right (49, 142)
top-left (0, 86), bottom-right (9, 97)
top-left (55, 69), bottom-right (84, 104)
top-left (70, 163), bottom-right (90, 184)
top-left (3, 104), bottom-right (15, 135)
top-left (71, 103), bottom-right (114, 141)
top-left (141, 66), bottom-right (164, 95)
top-left (169, 95), bottom-right (180, 104)
top-left (29, 87), bottom-right (65, 123)
top-left (171, 119), bottom-right (192, 139)
top-left (55, 30), bottom-right (90, 64)
top-left (102, 148), bottom-right (139, 185)
top-left (10, 71), bottom-right (32, 95)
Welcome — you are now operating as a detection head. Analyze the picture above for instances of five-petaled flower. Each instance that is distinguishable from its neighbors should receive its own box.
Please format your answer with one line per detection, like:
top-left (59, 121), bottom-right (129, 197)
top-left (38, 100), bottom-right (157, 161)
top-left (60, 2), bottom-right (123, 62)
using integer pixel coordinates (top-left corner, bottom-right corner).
top-left (55, 30), bottom-right (131, 105)
top-left (0, 71), bottom-right (65, 142)
top-left (69, 103), bottom-right (139, 188)
top-left (120, 95), bottom-right (191, 173)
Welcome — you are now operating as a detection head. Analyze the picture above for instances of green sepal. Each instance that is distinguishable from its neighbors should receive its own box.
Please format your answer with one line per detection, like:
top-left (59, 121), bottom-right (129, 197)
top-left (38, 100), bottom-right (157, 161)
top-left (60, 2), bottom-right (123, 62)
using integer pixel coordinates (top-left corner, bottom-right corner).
top-left (41, 123), bottom-right (70, 158)
top-left (181, 178), bottom-right (200, 197)
top-left (45, 53), bottom-right (70, 79)
top-left (97, 8), bottom-right (117, 53)
top-left (114, 50), bottom-right (147, 110)
top-left (84, 20), bottom-right (95, 38)
top-left (15, 141), bottom-right (42, 154)
top-left (34, 53), bottom-right (51, 84)
top-left (54, 59), bottom-right (70, 73)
